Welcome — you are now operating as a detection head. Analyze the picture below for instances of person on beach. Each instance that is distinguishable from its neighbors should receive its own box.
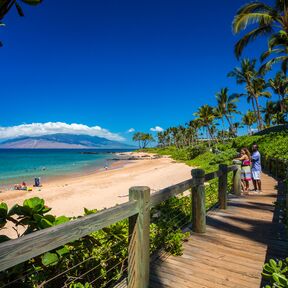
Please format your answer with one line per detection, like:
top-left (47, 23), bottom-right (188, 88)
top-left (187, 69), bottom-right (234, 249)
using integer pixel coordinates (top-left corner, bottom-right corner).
top-left (251, 144), bottom-right (262, 192)
top-left (234, 148), bottom-right (252, 193)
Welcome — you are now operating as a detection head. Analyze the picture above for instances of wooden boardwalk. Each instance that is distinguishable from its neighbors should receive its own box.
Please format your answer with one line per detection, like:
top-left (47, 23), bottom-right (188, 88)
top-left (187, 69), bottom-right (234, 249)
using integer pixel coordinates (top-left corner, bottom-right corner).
top-left (150, 173), bottom-right (288, 288)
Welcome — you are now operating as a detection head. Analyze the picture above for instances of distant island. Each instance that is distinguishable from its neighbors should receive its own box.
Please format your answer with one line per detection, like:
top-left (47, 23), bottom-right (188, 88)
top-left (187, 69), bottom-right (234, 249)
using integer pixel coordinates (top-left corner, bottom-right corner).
top-left (0, 133), bottom-right (136, 149)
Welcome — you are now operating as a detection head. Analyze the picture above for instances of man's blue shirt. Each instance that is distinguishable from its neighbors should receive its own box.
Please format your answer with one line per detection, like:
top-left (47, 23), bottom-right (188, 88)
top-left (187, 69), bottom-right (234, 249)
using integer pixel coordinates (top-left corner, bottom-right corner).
top-left (252, 151), bottom-right (261, 171)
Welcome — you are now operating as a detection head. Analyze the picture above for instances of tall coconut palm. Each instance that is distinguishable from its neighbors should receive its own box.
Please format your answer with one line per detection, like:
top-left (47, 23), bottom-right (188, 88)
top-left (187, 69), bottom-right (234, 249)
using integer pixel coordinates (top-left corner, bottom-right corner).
top-left (194, 105), bottom-right (216, 143)
top-left (268, 71), bottom-right (288, 112)
top-left (232, 122), bottom-right (242, 136)
top-left (228, 59), bottom-right (271, 130)
top-left (261, 100), bottom-right (276, 127)
top-left (157, 132), bottom-right (165, 147)
top-left (215, 87), bottom-right (239, 134)
top-left (213, 106), bottom-right (226, 140)
top-left (242, 110), bottom-right (257, 134)
top-left (232, 0), bottom-right (288, 58)
top-left (186, 119), bottom-right (202, 144)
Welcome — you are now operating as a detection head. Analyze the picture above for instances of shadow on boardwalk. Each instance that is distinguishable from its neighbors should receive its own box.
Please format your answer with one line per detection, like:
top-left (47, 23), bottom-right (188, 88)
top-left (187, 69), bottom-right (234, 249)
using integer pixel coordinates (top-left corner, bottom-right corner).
top-left (150, 173), bottom-right (287, 288)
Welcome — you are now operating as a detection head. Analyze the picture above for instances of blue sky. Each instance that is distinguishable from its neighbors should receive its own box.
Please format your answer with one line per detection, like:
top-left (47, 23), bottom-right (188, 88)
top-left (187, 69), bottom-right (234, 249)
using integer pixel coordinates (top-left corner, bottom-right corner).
top-left (1, 0), bottom-right (276, 143)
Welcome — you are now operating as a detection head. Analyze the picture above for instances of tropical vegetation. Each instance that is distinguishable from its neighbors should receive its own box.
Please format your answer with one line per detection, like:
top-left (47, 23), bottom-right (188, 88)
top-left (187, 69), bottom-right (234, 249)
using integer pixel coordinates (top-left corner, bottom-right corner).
top-left (2, 0), bottom-right (288, 286)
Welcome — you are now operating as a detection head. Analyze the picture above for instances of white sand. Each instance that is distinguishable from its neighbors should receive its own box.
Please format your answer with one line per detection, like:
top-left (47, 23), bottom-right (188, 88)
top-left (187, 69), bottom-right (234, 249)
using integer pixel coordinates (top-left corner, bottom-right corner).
top-left (0, 153), bottom-right (192, 220)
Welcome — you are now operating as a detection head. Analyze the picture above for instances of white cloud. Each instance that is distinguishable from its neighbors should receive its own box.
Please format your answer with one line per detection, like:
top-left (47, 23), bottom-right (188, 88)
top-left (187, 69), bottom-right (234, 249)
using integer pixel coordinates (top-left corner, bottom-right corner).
top-left (0, 122), bottom-right (125, 141)
top-left (150, 126), bottom-right (164, 132)
top-left (127, 128), bottom-right (135, 133)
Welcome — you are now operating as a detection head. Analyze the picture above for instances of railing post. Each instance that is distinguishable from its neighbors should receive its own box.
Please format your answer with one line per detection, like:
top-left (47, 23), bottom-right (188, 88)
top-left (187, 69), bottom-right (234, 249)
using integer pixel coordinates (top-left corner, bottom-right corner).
top-left (275, 159), bottom-right (279, 179)
top-left (233, 165), bottom-right (241, 196)
top-left (285, 180), bottom-right (288, 210)
top-left (128, 186), bottom-right (150, 288)
top-left (269, 158), bottom-right (272, 174)
top-left (218, 164), bottom-right (228, 209)
top-left (191, 169), bottom-right (206, 233)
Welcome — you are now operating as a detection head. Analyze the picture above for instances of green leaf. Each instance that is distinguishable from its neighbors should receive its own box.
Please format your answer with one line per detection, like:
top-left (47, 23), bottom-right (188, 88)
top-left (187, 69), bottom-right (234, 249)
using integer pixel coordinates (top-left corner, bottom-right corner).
top-left (56, 246), bottom-right (69, 256)
top-left (269, 259), bottom-right (278, 269)
top-left (8, 204), bottom-right (27, 216)
top-left (84, 208), bottom-right (98, 215)
top-left (0, 235), bottom-right (11, 243)
top-left (54, 216), bottom-right (70, 226)
top-left (277, 274), bottom-right (288, 286)
top-left (23, 197), bottom-right (45, 213)
top-left (0, 203), bottom-right (8, 218)
top-left (41, 252), bottom-right (59, 267)
top-left (39, 218), bottom-right (53, 229)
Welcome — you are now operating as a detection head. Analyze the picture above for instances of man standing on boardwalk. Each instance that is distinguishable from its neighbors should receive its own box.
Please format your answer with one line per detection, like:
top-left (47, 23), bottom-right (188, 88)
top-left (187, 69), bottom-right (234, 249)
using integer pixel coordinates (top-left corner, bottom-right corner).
top-left (251, 144), bottom-right (262, 192)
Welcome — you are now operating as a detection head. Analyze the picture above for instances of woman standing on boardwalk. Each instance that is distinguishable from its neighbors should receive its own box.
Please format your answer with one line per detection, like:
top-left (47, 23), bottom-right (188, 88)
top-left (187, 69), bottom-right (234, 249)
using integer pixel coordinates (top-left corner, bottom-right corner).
top-left (235, 148), bottom-right (252, 194)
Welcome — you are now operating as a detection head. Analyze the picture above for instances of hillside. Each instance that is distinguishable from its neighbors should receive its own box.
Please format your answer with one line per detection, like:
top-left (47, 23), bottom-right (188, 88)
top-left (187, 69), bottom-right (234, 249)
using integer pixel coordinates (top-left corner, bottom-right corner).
top-left (0, 133), bottom-right (135, 149)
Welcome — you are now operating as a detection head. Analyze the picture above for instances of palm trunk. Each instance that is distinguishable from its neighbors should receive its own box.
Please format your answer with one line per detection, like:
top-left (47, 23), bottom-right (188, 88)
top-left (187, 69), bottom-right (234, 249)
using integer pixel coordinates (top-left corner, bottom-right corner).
top-left (224, 114), bottom-right (235, 136)
top-left (280, 94), bottom-right (284, 113)
top-left (254, 96), bottom-right (263, 130)
top-left (221, 118), bottom-right (225, 141)
top-left (250, 97), bottom-right (260, 130)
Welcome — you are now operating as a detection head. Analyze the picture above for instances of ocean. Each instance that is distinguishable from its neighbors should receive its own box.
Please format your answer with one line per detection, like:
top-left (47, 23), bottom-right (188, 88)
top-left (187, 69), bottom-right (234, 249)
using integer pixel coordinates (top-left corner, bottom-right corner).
top-left (0, 149), bottom-right (133, 187)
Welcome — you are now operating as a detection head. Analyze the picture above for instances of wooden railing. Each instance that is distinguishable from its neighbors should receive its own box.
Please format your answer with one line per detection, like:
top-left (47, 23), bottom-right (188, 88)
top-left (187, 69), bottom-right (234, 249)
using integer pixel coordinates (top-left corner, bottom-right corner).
top-left (0, 164), bottom-right (241, 288)
top-left (262, 156), bottom-right (288, 179)
top-left (261, 155), bottom-right (288, 212)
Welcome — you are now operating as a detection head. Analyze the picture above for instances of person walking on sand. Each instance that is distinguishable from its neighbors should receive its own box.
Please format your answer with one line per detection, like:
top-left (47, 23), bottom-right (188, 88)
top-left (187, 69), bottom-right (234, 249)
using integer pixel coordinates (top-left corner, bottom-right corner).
top-left (234, 148), bottom-right (252, 194)
top-left (251, 144), bottom-right (262, 192)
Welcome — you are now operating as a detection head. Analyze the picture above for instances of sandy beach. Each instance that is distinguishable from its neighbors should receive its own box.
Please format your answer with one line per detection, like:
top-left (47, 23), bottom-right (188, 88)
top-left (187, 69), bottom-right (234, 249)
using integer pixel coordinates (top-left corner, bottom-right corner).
top-left (0, 153), bottom-right (192, 237)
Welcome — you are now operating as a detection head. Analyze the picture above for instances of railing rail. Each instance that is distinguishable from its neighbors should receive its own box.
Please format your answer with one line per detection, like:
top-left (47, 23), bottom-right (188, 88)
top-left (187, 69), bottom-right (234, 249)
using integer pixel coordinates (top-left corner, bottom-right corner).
top-left (0, 164), bottom-right (241, 287)
top-left (262, 156), bottom-right (288, 179)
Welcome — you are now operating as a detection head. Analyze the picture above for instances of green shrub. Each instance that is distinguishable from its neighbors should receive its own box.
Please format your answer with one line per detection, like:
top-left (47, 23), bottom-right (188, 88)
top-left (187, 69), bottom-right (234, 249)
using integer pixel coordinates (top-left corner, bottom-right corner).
top-left (262, 258), bottom-right (288, 288)
top-left (186, 144), bottom-right (207, 159)
top-left (232, 132), bottom-right (288, 160)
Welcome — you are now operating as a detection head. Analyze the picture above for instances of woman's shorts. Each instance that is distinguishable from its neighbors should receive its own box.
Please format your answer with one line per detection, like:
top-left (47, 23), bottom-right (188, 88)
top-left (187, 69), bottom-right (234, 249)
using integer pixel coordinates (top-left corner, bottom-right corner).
top-left (241, 166), bottom-right (252, 181)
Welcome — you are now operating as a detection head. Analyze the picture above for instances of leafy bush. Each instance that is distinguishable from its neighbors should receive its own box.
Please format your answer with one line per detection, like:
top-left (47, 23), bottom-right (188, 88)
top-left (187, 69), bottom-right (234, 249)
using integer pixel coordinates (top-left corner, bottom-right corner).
top-left (186, 144), bottom-right (207, 159)
top-left (232, 132), bottom-right (288, 160)
top-left (262, 258), bottom-right (288, 288)
top-left (0, 194), bottom-right (201, 287)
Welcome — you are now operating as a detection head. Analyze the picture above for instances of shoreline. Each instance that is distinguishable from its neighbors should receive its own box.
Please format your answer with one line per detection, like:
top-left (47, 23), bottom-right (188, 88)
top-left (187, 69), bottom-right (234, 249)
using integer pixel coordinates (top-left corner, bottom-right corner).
top-left (0, 152), bottom-right (193, 238)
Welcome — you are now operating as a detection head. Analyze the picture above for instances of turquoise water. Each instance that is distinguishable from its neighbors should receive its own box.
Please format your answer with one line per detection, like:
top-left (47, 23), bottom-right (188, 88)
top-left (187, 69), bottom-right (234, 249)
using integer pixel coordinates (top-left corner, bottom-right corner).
top-left (0, 149), bottom-right (132, 186)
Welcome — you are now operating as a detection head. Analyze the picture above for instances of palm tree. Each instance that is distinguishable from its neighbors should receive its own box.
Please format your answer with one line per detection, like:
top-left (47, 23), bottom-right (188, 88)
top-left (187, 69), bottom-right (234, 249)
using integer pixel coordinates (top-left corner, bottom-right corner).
top-left (232, 1), bottom-right (287, 54)
top-left (228, 59), bottom-right (271, 130)
top-left (187, 119), bottom-right (202, 143)
top-left (242, 110), bottom-right (257, 134)
top-left (0, 0), bottom-right (42, 46)
top-left (232, 122), bottom-right (242, 136)
top-left (215, 88), bottom-right (239, 134)
top-left (261, 101), bottom-right (276, 127)
top-left (157, 132), bottom-right (165, 147)
top-left (132, 132), bottom-right (154, 149)
top-left (268, 71), bottom-right (288, 112)
top-left (194, 105), bottom-right (216, 143)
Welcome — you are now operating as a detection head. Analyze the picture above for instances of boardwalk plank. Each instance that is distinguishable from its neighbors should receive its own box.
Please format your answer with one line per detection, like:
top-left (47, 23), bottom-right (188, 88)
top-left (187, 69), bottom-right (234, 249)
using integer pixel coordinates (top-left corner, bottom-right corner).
top-left (150, 173), bottom-right (286, 288)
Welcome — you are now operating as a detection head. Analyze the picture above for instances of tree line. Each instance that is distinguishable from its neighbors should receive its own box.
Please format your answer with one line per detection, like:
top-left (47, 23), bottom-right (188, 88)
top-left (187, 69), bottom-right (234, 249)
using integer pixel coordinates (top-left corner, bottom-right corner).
top-left (133, 0), bottom-right (288, 149)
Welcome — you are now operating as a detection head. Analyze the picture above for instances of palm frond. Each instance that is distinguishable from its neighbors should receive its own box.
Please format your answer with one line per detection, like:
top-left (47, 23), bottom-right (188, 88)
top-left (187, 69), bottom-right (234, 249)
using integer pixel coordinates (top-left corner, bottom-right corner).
top-left (260, 48), bottom-right (284, 62)
top-left (259, 55), bottom-right (288, 74)
top-left (236, 2), bottom-right (276, 16)
top-left (233, 13), bottom-right (274, 34)
top-left (281, 57), bottom-right (288, 74)
top-left (234, 25), bottom-right (273, 59)
top-left (260, 91), bottom-right (272, 98)
top-left (21, 0), bottom-right (42, 5)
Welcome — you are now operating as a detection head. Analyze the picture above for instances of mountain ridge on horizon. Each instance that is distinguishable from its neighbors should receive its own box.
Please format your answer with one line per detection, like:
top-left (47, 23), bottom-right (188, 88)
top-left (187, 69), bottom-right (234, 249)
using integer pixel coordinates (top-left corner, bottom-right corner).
top-left (0, 133), bottom-right (135, 149)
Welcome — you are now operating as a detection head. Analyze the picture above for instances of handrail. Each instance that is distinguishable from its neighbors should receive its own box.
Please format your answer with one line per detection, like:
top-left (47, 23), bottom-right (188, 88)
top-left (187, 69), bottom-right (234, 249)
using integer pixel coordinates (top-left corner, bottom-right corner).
top-left (150, 178), bottom-right (193, 208)
top-left (0, 200), bottom-right (138, 272)
top-left (262, 155), bottom-right (288, 179)
top-left (0, 164), bottom-right (241, 287)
